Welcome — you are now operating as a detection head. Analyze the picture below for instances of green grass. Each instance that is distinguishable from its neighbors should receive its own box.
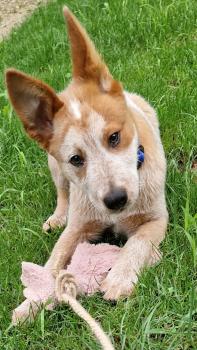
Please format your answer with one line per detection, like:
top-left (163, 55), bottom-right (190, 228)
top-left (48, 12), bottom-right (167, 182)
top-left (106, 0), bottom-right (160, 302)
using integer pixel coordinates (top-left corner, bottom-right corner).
top-left (0, 0), bottom-right (197, 349)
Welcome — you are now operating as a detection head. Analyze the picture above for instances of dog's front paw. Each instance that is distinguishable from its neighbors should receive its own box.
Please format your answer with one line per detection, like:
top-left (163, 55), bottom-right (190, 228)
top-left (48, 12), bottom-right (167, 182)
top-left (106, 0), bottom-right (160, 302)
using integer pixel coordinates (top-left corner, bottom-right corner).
top-left (47, 254), bottom-right (68, 278)
top-left (43, 213), bottom-right (67, 232)
top-left (100, 267), bottom-right (138, 300)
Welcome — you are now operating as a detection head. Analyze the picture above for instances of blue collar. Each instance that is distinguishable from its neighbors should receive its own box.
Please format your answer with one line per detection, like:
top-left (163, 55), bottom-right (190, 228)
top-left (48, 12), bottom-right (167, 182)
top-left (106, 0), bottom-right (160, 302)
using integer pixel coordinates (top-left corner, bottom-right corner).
top-left (137, 145), bottom-right (144, 169)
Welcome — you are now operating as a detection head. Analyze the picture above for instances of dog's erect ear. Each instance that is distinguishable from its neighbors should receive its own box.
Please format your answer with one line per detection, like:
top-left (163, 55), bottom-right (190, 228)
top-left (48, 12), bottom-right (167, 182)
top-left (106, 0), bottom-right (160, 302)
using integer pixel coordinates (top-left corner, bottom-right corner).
top-left (63, 6), bottom-right (122, 95)
top-left (6, 69), bottom-right (64, 149)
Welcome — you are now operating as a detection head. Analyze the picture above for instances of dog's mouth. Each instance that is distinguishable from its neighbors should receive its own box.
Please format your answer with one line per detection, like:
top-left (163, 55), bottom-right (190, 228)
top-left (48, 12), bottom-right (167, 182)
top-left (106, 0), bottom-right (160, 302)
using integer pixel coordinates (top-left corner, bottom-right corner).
top-left (107, 204), bottom-right (128, 214)
top-left (107, 203), bottom-right (129, 216)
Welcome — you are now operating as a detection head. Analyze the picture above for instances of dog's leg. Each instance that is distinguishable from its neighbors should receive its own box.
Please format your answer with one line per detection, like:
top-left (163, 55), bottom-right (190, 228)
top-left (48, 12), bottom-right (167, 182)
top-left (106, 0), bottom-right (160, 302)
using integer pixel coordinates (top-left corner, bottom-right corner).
top-left (45, 221), bottom-right (101, 276)
top-left (43, 154), bottom-right (69, 232)
top-left (100, 216), bottom-right (168, 300)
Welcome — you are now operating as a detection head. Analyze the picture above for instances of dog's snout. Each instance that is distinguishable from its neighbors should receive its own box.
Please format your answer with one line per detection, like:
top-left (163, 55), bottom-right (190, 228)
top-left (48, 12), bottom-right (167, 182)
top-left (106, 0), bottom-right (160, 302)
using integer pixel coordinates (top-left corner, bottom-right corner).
top-left (103, 188), bottom-right (128, 211)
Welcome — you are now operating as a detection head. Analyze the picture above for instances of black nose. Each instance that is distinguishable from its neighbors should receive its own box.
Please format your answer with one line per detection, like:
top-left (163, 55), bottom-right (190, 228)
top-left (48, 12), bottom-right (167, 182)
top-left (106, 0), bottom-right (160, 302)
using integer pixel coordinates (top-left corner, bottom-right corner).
top-left (103, 188), bottom-right (128, 211)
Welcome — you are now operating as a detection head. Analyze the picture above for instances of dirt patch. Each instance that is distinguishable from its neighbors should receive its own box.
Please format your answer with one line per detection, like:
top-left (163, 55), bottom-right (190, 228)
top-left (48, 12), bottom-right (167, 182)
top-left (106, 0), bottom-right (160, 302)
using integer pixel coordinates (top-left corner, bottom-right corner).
top-left (0, 0), bottom-right (48, 42)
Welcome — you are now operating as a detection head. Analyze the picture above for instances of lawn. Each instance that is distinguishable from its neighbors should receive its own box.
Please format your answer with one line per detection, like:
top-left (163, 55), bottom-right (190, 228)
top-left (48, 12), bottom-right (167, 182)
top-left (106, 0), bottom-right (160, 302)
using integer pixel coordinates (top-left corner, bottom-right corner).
top-left (0, 0), bottom-right (197, 349)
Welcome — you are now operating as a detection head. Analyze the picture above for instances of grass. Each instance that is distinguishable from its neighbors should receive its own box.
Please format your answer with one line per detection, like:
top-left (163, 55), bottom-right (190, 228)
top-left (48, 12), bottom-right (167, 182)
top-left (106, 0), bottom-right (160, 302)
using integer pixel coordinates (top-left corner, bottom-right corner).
top-left (0, 0), bottom-right (197, 349)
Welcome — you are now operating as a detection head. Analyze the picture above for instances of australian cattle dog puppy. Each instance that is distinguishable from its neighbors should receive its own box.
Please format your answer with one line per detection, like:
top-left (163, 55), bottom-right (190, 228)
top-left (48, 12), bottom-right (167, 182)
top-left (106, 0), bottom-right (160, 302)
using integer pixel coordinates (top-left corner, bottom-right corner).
top-left (6, 7), bottom-right (168, 300)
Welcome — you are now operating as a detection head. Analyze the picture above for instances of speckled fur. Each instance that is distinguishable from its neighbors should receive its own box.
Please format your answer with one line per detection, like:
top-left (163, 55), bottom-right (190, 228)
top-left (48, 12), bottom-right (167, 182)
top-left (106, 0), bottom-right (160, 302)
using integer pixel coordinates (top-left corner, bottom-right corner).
top-left (6, 7), bottom-right (168, 300)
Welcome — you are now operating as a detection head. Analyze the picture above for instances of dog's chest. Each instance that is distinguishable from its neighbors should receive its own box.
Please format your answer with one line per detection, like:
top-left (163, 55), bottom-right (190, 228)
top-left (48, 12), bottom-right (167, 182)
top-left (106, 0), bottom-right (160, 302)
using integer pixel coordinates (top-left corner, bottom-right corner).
top-left (117, 212), bottom-right (151, 234)
top-left (89, 225), bottom-right (128, 247)
top-left (90, 212), bottom-right (149, 246)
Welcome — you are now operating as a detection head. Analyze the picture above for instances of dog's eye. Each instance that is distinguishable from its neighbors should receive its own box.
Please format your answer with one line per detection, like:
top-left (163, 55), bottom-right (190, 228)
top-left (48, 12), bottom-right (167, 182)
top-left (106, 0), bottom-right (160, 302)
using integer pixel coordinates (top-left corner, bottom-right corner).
top-left (108, 132), bottom-right (120, 148)
top-left (69, 155), bottom-right (84, 167)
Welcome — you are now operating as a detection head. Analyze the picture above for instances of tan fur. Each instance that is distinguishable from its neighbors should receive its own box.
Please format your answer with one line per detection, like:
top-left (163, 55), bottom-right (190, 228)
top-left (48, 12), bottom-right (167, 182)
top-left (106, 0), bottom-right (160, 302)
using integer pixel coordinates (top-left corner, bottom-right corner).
top-left (6, 7), bottom-right (168, 300)
top-left (43, 155), bottom-right (69, 231)
top-left (63, 6), bottom-right (122, 96)
top-left (45, 219), bottom-right (103, 273)
top-left (6, 69), bottom-right (64, 150)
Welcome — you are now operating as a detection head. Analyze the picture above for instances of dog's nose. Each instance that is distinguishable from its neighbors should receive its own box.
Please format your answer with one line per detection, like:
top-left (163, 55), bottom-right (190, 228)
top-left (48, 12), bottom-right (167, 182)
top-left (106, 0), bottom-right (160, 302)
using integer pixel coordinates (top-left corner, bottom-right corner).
top-left (103, 188), bottom-right (128, 211)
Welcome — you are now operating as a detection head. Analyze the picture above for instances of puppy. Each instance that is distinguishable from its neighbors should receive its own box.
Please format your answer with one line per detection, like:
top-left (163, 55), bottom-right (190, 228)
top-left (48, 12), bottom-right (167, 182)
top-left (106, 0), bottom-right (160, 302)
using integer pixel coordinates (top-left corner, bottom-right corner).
top-left (6, 7), bottom-right (168, 300)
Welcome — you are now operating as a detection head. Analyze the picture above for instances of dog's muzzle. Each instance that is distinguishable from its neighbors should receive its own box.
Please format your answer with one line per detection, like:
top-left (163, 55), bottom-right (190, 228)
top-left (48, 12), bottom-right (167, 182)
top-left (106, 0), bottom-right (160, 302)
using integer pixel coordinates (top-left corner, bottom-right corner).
top-left (103, 188), bottom-right (128, 211)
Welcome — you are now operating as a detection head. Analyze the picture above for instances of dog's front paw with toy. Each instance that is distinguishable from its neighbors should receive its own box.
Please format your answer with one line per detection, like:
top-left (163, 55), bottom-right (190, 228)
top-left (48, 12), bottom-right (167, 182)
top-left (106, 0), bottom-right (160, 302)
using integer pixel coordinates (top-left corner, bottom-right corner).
top-left (100, 265), bottom-right (138, 300)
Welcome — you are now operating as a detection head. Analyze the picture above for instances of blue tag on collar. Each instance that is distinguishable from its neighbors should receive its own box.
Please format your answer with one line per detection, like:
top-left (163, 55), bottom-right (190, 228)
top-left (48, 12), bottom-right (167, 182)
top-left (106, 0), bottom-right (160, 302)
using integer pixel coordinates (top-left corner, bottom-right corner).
top-left (137, 145), bottom-right (144, 169)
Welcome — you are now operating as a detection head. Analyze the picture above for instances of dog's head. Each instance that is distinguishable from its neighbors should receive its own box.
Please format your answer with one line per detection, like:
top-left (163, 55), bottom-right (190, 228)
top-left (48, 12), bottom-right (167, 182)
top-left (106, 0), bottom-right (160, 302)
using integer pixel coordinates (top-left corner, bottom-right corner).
top-left (6, 7), bottom-right (140, 216)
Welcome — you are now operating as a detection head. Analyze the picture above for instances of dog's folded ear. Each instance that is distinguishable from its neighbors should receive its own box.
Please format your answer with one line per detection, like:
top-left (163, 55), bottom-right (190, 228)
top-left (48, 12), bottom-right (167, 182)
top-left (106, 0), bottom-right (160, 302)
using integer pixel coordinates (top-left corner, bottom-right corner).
top-left (63, 6), bottom-right (122, 96)
top-left (5, 69), bottom-right (64, 150)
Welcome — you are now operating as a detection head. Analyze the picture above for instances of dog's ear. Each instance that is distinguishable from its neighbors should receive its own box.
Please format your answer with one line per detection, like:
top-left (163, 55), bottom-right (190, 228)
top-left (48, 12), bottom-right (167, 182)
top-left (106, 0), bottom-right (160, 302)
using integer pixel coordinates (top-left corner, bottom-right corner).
top-left (6, 69), bottom-right (64, 150)
top-left (63, 6), bottom-right (122, 95)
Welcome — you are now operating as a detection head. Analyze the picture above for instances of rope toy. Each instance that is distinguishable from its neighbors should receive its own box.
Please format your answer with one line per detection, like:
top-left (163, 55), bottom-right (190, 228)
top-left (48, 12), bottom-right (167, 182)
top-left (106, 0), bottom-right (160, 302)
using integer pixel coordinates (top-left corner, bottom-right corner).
top-left (12, 241), bottom-right (160, 348)
top-left (12, 242), bottom-right (120, 348)
top-left (55, 270), bottom-right (114, 350)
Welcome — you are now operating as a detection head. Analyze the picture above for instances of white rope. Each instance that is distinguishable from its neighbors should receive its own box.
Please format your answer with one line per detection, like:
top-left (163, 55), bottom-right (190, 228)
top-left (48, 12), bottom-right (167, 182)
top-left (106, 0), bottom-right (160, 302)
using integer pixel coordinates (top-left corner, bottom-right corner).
top-left (55, 271), bottom-right (115, 350)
